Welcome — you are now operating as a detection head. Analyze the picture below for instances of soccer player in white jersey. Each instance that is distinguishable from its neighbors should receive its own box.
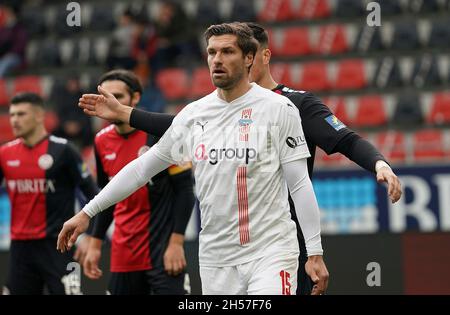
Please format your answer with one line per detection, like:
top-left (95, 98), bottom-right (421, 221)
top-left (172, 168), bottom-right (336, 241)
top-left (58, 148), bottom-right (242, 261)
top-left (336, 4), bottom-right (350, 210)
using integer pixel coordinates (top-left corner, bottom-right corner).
top-left (57, 22), bottom-right (328, 295)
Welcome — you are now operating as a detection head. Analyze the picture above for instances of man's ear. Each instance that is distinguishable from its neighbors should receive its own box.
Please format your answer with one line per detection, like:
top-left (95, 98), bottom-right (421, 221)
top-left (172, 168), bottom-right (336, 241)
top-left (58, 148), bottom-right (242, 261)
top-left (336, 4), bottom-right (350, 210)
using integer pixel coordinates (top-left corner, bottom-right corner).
top-left (131, 92), bottom-right (141, 108)
top-left (34, 106), bottom-right (45, 123)
top-left (245, 53), bottom-right (255, 69)
top-left (262, 48), bottom-right (272, 65)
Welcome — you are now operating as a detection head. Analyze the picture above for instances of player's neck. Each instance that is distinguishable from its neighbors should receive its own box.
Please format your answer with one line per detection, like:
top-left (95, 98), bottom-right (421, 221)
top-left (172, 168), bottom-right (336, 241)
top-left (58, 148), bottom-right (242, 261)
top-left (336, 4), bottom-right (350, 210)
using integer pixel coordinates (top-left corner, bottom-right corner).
top-left (217, 79), bottom-right (252, 103)
top-left (257, 72), bottom-right (278, 91)
top-left (115, 123), bottom-right (135, 135)
top-left (22, 126), bottom-right (48, 147)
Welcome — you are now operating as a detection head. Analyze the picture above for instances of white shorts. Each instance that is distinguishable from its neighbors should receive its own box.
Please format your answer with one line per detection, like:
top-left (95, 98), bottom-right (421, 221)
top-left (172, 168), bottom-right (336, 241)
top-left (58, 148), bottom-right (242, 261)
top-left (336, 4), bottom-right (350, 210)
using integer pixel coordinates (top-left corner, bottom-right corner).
top-left (200, 252), bottom-right (299, 295)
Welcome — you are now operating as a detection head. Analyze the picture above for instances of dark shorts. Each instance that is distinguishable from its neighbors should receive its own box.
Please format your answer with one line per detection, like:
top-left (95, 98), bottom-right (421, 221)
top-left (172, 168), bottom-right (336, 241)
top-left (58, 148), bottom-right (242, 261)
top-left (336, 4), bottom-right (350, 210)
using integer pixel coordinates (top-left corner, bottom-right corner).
top-left (108, 268), bottom-right (189, 295)
top-left (5, 238), bottom-right (77, 295)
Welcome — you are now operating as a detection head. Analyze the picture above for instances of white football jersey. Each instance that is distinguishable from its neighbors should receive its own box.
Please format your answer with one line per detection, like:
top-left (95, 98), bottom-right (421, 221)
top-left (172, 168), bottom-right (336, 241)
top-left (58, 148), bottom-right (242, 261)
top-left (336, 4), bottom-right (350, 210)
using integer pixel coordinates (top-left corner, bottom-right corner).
top-left (155, 83), bottom-right (310, 267)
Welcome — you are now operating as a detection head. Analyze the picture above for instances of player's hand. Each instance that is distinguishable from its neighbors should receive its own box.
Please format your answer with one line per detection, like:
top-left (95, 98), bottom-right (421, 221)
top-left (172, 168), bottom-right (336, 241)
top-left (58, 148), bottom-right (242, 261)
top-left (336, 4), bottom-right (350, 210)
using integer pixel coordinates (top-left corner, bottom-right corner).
top-left (83, 239), bottom-right (103, 280)
top-left (305, 255), bottom-right (329, 295)
top-left (163, 233), bottom-right (186, 276)
top-left (73, 234), bottom-right (92, 265)
top-left (376, 166), bottom-right (402, 203)
top-left (57, 211), bottom-right (90, 253)
top-left (78, 85), bottom-right (131, 123)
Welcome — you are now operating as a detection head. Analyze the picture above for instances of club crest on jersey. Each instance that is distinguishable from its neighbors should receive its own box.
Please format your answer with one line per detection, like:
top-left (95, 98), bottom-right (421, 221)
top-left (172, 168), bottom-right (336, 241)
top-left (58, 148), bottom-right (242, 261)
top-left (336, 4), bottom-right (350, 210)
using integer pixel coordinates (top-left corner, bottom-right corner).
top-left (38, 154), bottom-right (54, 170)
top-left (325, 115), bottom-right (346, 131)
top-left (104, 152), bottom-right (116, 161)
top-left (138, 145), bottom-right (150, 157)
top-left (239, 108), bottom-right (253, 141)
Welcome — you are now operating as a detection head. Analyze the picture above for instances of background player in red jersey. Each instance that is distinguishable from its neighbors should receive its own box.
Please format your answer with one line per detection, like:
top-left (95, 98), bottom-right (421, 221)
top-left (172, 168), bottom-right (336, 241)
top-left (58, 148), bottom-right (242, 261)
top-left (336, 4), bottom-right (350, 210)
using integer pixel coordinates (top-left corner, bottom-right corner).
top-left (0, 92), bottom-right (98, 294)
top-left (82, 70), bottom-right (195, 294)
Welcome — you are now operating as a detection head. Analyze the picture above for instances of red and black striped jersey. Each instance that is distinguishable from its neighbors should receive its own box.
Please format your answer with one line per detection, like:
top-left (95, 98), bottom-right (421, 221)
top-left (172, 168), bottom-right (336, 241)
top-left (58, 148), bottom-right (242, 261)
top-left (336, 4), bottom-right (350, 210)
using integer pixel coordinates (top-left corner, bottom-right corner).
top-left (92, 126), bottom-right (194, 273)
top-left (0, 135), bottom-right (98, 240)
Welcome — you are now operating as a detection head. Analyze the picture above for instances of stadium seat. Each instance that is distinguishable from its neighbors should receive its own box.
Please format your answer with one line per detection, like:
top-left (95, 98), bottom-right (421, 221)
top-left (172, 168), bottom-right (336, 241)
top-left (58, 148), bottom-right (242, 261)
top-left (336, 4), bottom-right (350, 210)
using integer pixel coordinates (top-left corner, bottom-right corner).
top-left (335, 0), bottom-right (364, 17)
top-left (392, 91), bottom-right (424, 127)
top-left (427, 92), bottom-right (450, 125)
top-left (379, 0), bottom-right (403, 16)
top-left (21, 6), bottom-right (46, 37)
top-left (391, 22), bottom-right (421, 50)
top-left (428, 19), bottom-right (450, 49)
top-left (0, 79), bottom-right (9, 106)
top-left (354, 26), bottom-right (384, 52)
top-left (410, 55), bottom-right (442, 88)
top-left (374, 131), bottom-right (406, 162)
top-left (353, 95), bottom-right (387, 127)
top-left (372, 57), bottom-right (403, 88)
top-left (230, 0), bottom-right (256, 21)
top-left (44, 111), bottom-right (59, 133)
top-left (156, 68), bottom-right (189, 100)
top-left (270, 63), bottom-right (293, 87)
top-left (196, 0), bottom-right (222, 26)
top-left (314, 24), bottom-right (348, 55)
top-left (299, 61), bottom-right (331, 92)
top-left (89, 4), bottom-right (115, 31)
top-left (258, 0), bottom-right (294, 22)
top-left (37, 39), bottom-right (61, 67)
top-left (189, 67), bottom-right (215, 98)
top-left (322, 97), bottom-right (350, 125)
top-left (413, 129), bottom-right (446, 161)
top-left (278, 27), bottom-right (312, 56)
top-left (0, 115), bottom-right (14, 144)
top-left (12, 76), bottom-right (43, 96)
top-left (409, 0), bottom-right (440, 13)
top-left (334, 59), bottom-right (367, 90)
top-left (296, 0), bottom-right (331, 19)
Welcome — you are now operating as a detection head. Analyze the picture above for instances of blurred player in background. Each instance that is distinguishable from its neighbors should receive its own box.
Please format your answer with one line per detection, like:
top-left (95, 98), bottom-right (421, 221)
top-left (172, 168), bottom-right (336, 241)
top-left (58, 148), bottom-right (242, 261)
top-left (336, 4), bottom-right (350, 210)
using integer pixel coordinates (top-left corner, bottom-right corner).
top-left (0, 92), bottom-right (98, 294)
top-left (57, 22), bottom-right (328, 295)
top-left (76, 23), bottom-right (402, 294)
top-left (82, 70), bottom-right (195, 295)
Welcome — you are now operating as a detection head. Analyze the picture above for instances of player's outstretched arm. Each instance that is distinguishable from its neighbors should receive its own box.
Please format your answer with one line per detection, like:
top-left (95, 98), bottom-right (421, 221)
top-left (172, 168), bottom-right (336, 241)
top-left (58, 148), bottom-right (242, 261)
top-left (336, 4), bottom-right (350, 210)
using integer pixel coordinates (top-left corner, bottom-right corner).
top-left (57, 147), bottom-right (172, 252)
top-left (79, 85), bottom-right (133, 123)
top-left (79, 85), bottom-right (175, 137)
top-left (282, 158), bottom-right (329, 295)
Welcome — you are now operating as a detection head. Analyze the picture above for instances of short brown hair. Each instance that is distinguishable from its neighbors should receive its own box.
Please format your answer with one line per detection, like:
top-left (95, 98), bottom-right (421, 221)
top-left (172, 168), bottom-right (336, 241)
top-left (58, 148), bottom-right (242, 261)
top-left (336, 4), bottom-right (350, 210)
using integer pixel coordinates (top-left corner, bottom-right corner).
top-left (204, 22), bottom-right (258, 59)
top-left (98, 69), bottom-right (143, 96)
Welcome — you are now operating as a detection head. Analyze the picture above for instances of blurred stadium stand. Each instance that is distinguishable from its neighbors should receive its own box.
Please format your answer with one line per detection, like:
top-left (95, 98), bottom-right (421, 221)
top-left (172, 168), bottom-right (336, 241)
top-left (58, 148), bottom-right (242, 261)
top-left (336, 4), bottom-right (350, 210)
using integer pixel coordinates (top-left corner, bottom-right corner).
top-left (1, 0), bottom-right (450, 294)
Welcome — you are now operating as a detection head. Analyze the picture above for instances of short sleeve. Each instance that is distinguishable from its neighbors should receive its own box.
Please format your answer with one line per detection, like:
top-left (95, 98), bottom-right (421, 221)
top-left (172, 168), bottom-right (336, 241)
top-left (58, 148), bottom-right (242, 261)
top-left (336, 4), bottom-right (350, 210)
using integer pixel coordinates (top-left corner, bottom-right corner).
top-left (154, 106), bottom-right (193, 164)
top-left (277, 100), bottom-right (311, 164)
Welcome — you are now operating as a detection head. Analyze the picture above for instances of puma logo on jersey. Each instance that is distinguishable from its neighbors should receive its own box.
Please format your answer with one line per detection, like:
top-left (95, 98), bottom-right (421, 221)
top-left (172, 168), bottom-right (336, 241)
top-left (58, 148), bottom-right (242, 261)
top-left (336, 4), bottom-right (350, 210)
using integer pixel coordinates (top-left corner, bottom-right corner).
top-left (195, 121), bottom-right (208, 131)
top-left (104, 153), bottom-right (117, 161)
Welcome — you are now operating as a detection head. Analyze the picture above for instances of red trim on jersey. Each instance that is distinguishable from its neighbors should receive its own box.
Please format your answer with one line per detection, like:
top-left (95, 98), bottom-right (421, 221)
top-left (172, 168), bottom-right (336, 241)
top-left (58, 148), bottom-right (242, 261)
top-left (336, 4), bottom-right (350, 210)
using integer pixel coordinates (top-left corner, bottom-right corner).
top-left (237, 166), bottom-right (250, 245)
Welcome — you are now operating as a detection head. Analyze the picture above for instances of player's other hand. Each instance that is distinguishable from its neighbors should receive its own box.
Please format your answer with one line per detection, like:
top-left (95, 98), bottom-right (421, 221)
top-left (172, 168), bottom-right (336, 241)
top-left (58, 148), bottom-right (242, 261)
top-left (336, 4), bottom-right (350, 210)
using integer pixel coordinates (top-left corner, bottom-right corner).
top-left (57, 211), bottom-right (90, 253)
top-left (83, 238), bottom-right (103, 280)
top-left (78, 85), bottom-right (130, 123)
top-left (305, 255), bottom-right (329, 295)
top-left (73, 234), bottom-right (92, 265)
top-left (163, 233), bottom-right (186, 276)
top-left (376, 165), bottom-right (402, 203)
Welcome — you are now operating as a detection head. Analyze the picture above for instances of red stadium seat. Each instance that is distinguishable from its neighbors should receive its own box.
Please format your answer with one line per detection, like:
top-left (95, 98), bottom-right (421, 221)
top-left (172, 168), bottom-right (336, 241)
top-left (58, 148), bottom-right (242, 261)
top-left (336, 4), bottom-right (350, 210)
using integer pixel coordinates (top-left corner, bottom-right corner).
top-left (0, 79), bottom-right (9, 106)
top-left (12, 76), bottom-right (43, 96)
top-left (156, 68), bottom-right (189, 100)
top-left (427, 92), bottom-right (450, 125)
top-left (0, 115), bottom-right (14, 144)
top-left (374, 131), bottom-right (406, 162)
top-left (314, 24), bottom-right (348, 55)
top-left (299, 61), bottom-right (330, 92)
top-left (277, 27), bottom-right (312, 56)
top-left (297, 0), bottom-right (331, 19)
top-left (189, 67), bottom-right (215, 98)
top-left (413, 129), bottom-right (446, 161)
top-left (322, 97), bottom-right (350, 125)
top-left (334, 59), bottom-right (367, 90)
top-left (258, 0), bottom-right (294, 22)
top-left (44, 111), bottom-right (59, 133)
top-left (270, 63), bottom-right (293, 87)
top-left (353, 95), bottom-right (387, 127)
